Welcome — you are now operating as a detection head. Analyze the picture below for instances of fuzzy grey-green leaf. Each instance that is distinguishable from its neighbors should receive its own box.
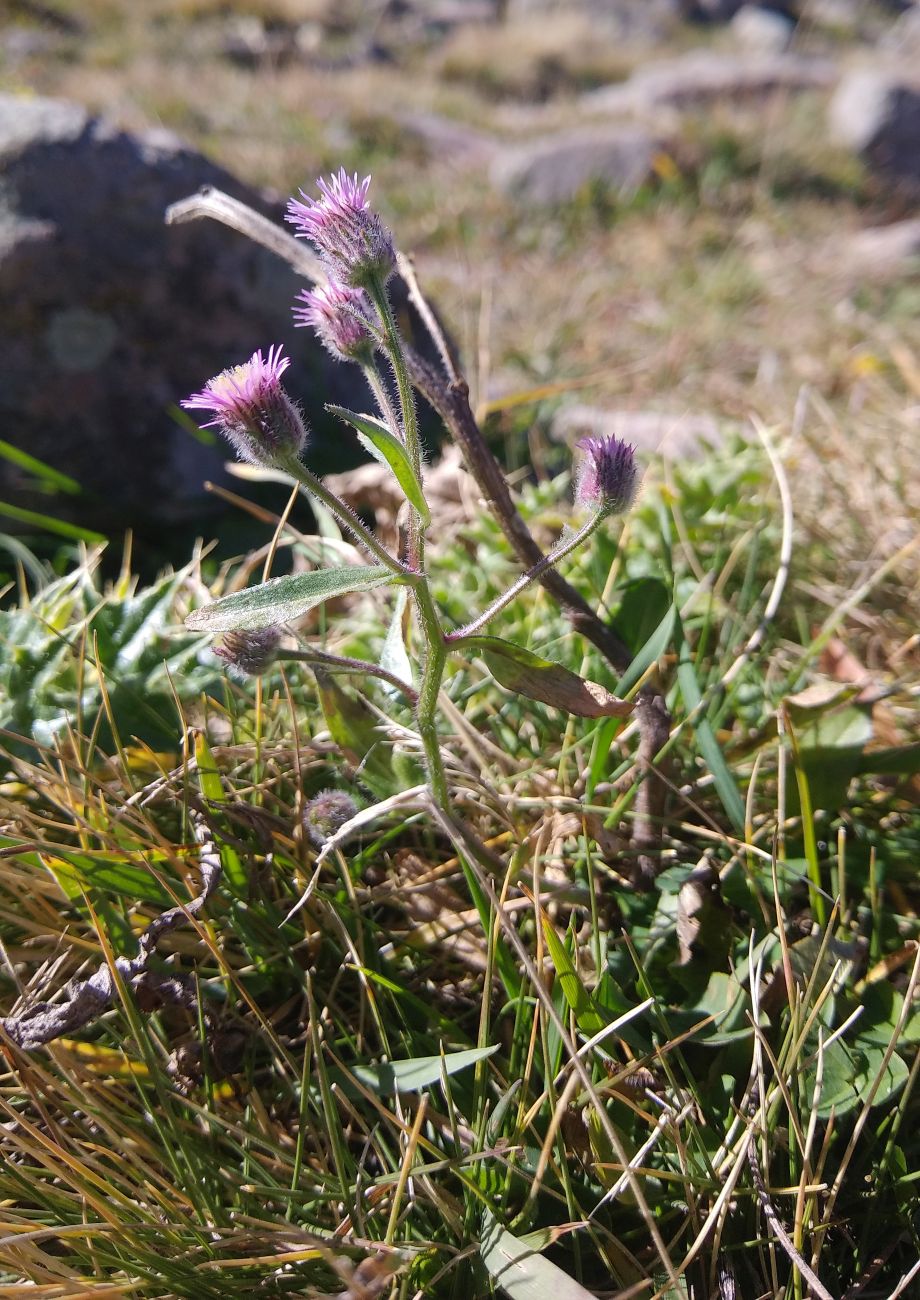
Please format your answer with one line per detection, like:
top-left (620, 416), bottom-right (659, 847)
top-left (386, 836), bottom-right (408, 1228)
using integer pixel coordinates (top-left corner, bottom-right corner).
top-left (186, 565), bottom-right (393, 633)
top-left (327, 405), bottom-right (430, 523)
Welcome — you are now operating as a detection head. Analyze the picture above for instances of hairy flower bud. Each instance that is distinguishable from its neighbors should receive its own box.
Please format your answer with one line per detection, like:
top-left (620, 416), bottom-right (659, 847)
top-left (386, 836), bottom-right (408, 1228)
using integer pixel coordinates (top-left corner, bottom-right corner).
top-left (303, 789), bottom-right (358, 847)
top-left (285, 170), bottom-right (396, 288)
top-left (575, 434), bottom-right (640, 516)
top-left (293, 281), bottom-right (374, 363)
top-left (182, 346), bottom-right (307, 467)
top-left (213, 626), bottom-right (282, 678)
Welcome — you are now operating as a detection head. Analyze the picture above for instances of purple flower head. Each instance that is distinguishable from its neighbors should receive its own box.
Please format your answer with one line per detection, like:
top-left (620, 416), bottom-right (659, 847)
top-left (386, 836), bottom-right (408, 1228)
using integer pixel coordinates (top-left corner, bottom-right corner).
top-left (214, 626), bottom-right (282, 679)
top-left (303, 789), bottom-right (358, 847)
top-left (293, 281), bottom-right (374, 363)
top-left (286, 169), bottom-right (396, 288)
top-left (182, 346), bottom-right (307, 467)
top-left (575, 433), bottom-right (640, 516)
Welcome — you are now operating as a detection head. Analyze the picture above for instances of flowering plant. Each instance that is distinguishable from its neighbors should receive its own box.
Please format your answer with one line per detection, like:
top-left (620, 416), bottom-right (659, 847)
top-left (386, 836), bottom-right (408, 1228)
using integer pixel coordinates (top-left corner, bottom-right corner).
top-left (182, 171), bottom-right (641, 859)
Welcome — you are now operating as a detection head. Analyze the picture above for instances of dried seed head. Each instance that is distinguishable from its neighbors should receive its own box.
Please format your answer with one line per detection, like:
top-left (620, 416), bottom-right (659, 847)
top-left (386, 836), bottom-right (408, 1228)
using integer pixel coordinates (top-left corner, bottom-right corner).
top-left (213, 626), bottom-right (282, 678)
top-left (574, 433), bottom-right (640, 515)
top-left (293, 281), bottom-right (374, 363)
top-left (286, 170), bottom-right (396, 288)
top-left (303, 789), bottom-right (359, 847)
top-left (182, 346), bottom-right (307, 467)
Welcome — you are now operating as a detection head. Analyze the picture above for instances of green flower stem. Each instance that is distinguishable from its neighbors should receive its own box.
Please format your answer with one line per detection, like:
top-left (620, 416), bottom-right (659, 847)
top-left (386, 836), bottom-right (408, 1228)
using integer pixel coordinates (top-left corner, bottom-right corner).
top-left (367, 275), bottom-right (424, 570)
top-left (408, 577), bottom-right (450, 807)
top-left (446, 509), bottom-right (606, 642)
top-left (282, 456), bottom-right (408, 578)
top-left (283, 648), bottom-right (418, 705)
top-left (361, 360), bottom-right (402, 446)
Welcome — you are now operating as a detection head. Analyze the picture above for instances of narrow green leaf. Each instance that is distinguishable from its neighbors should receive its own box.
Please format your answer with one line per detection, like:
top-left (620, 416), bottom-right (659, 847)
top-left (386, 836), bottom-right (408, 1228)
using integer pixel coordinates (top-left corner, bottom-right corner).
top-left (186, 565), bottom-right (393, 632)
top-left (541, 917), bottom-right (606, 1034)
top-left (42, 849), bottom-right (172, 906)
top-left (480, 1209), bottom-right (596, 1300)
top-left (347, 1044), bottom-right (499, 1095)
top-left (0, 502), bottom-right (106, 544)
top-left (195, 731), bottom-right (247, 896)
top-left (380, 588), bottom-right (414, 690)
top-left (467, 636), bottom-right (633, 719)
top-left (615, 601), bottom-right (676, 697)
top-left (0, 439), bottom-right (81, 494)
top-left (674, 614), bottom-right (745, 832)
top-left (327, 405), bottom-right (430, 524)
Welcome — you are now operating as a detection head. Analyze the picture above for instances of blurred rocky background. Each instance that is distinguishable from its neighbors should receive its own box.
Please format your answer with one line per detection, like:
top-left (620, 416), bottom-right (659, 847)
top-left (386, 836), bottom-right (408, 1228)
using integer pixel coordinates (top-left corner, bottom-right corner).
top-left (1, 0), bottom-right (918, 564)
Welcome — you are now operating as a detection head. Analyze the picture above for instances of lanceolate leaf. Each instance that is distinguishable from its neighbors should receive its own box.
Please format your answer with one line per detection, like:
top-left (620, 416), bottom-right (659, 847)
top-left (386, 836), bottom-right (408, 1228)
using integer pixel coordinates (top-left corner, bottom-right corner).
top-left (480, 1210), bottom-right (597, 1300)
top-left (327, 405), bottom-right (431, 524)
top-left (185, 565), bottom-right (393, 632)
top-left (541, 917), bottom-right (606, 1034)
top-left (345, 1044), bottom-right (499, 1095)
top-left (314, 668), bottom-right (395, 796)
top-left (379, 588), bottom-right (414, 691)
top-left (466, 636), bottom-right (633, 719)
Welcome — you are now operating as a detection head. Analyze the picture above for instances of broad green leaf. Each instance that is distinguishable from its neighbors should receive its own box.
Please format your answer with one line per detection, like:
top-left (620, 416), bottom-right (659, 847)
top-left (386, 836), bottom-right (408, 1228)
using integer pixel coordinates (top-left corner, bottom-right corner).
top-left (855, 742), bottom-right (920, 777)
top-left (327, 405), bottom-right (430, 524)
top-left (347, 1044), bottom-right (498, 1095)
top-left (807, 1038), bottom-right (909, 1119)
top-left (480, 1209), bottom-right (597, 1300)
top-left (466, 636), bottom-right (633, 719)
top-left (186, 565), bottom-right (393, 632)
top-left (314, 668), bottom-right (396, 796)
top-left (615, 577), bottom-right (672, 655)
top-left (614, 600), bottom-right (676, 697)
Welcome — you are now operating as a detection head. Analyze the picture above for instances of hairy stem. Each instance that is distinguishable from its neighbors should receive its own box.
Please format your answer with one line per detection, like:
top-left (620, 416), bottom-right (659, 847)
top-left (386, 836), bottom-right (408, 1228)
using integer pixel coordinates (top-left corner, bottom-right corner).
top-left (410, 578), bottom-right (450, 807)
top-left (367, 275), bottom-right (424, 571)
top-left (282, 457), bottom-right (408, 577)
top-left (284, 647), bottom-right (418, 705)
top-left (447, 510), bottom-right (604, 641)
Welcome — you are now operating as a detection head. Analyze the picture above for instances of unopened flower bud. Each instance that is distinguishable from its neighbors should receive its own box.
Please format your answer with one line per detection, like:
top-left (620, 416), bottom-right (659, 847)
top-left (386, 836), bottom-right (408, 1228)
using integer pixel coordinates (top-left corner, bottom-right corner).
top-left (182, 346), bottom-right (307, 467)
top-left (575, 434), bottom-right (639, 516)
top-left (286, 170), bottom-right (396, 288)
top-left (214, 626), bottom-right (281, 678)
top-left (303, 788), bottom-right (358, 847)
top-left (293, 281), bottom-right (374, 363)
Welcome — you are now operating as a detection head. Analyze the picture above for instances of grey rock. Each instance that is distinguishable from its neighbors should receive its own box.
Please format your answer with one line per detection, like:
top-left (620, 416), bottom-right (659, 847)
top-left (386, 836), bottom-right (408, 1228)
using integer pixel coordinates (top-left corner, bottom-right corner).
top-left (390, 108), bottom-right (500, 165)
top-left (730, 5), bottom-right (795, 53)
top-left (583, 50), bottom-right (836, 116)
top-left (491, 125), bottom-right (662, 203)
top-left (0, 93), bottom-right (434, 537)
top-left (552, 404), bottom-right (723, 460)
top-left (828, 66), bottom-right (920, 191)
top-left (827, 218), bottom-right (920, 278)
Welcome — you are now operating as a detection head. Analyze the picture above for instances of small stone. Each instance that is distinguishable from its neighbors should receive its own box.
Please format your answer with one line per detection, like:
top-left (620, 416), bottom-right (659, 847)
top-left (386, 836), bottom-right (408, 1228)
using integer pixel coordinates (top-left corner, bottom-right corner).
top-left (730, 5), bottom-right (795, 54)
top-left (491, 125), bottom-right (663, 204)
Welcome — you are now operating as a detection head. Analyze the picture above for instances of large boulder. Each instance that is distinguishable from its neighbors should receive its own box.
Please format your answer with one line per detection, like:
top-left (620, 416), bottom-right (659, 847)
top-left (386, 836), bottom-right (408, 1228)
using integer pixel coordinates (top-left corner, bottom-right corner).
top-left (828, 67), bottom-right (920, 193)
top-left (0, 94), bottom-right (411, 536)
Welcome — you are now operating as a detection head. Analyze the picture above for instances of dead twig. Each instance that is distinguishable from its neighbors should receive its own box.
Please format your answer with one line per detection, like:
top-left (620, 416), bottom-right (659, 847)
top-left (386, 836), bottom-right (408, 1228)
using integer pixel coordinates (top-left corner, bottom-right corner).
top-left (1, 810), bottom-right (221, 1050)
